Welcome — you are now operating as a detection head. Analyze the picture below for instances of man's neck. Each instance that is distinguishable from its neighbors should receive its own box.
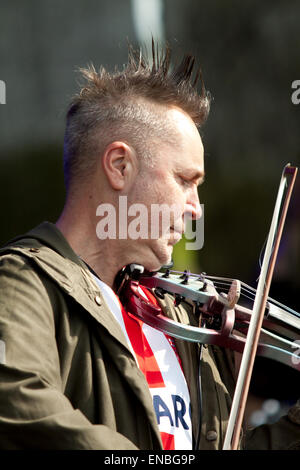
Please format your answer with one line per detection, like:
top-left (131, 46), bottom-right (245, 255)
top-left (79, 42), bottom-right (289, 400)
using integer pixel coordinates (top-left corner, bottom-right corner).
top-left (56, 211), bottom-right (121, 289)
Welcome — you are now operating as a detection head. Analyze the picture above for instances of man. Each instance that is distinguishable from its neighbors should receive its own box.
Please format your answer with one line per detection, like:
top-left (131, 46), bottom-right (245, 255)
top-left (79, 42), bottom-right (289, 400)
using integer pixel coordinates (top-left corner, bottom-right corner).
top-left (0, 43), bottom-right (299, 450)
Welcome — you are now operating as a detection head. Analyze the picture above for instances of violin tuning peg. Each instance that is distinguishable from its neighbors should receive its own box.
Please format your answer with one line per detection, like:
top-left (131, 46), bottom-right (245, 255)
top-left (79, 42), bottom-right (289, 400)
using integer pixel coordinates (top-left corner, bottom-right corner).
top-left (179, 270), bottom-right (188, 279)
top-left (199, 281), bottom-right (207, 292)
top-left (154, 287), bottom-right (166, 299)
top-left (162, 269), bottom-right (170, 278)
top-left (180, 273), bottom-right (189, 285)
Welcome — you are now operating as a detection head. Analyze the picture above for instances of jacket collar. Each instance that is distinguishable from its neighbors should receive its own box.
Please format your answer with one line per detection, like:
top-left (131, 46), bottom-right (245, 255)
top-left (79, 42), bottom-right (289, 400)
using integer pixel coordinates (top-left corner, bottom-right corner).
top-left (1, 222), bottom-right (133, 352)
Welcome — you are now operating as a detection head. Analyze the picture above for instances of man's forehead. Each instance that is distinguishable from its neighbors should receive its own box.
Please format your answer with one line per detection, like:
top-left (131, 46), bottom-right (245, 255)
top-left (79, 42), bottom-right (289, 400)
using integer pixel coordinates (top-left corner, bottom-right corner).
top-left (167, 106), bottom-right (198, 130)
top-left (167, 107), bottom-right (203, 144)
top-left (172, 122), bottom-right (204, 172)
top-left (152, 105), bottom-right (205, 175)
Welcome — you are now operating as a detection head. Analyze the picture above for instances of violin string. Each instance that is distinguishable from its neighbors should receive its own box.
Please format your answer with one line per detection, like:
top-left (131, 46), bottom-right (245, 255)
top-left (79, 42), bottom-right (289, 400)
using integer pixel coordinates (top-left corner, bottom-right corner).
top-left (210, 278), bottom-right (257, 299)
top-left (212, 280), bottom-right (299, 316)
top-left (196, 278), bottom-right (256, 305)
top-left (184, 274), bottom-right (255, 301)
top-left (165, 270), bottom-right (299, 316)
top-left (207, 279), bottom-right (256, 300)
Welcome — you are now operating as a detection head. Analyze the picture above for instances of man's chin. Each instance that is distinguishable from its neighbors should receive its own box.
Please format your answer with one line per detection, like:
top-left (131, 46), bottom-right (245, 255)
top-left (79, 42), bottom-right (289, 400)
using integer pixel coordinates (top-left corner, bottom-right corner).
top-left (141, 245), bottom-right (173, 273)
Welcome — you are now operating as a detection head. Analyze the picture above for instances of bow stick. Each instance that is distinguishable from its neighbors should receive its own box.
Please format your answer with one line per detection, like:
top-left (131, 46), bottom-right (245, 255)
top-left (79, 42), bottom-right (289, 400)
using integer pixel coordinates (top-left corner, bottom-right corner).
top-left (223, 163), bottom-right (298, 450)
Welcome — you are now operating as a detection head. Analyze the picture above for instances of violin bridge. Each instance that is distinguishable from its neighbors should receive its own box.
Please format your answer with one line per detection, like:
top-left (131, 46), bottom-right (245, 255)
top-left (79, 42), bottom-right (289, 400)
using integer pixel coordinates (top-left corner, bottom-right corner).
top-left (222, 279), bottom-right (241, 309)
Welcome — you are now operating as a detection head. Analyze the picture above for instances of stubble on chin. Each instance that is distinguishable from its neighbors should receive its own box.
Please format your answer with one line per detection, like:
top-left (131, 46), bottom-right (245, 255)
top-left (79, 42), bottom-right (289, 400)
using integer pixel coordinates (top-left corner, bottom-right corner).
top-left (137, 239), bottom-right (172, 273)
top-left (152, 239), bottom-right (173, 270)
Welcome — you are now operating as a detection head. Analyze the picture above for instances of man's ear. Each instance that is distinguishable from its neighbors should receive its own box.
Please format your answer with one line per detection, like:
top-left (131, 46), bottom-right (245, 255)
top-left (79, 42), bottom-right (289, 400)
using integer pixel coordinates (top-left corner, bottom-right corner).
top-left (102, 141), bottom-right (137, 190)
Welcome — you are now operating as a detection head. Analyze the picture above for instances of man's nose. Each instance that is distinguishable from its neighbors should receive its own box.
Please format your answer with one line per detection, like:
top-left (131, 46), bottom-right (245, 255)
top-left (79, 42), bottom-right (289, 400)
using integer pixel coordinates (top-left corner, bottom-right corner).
top-left (185, 186), bottom-right (202, 220)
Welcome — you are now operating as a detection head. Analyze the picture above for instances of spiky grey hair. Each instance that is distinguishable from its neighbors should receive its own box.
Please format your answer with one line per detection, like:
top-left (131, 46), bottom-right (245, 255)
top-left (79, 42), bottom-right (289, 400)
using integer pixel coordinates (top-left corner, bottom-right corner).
top-left (63, 41), bottom-right (210, 192)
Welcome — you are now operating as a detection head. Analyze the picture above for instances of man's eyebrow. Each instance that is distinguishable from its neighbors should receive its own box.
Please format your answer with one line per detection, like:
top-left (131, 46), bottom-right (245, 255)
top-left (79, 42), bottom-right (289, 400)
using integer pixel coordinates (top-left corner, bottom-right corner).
top-left (183, 169), bottom-right (205, 180)
top-left (190, 170), bottom-right (205, 184)
top-left (178, 168), bottom-right (205, 185)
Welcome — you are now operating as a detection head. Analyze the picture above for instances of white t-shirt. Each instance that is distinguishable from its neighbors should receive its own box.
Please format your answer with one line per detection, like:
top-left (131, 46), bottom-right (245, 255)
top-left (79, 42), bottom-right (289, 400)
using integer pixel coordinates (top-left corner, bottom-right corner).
top-left (92, 274), bottom-right (192, 450)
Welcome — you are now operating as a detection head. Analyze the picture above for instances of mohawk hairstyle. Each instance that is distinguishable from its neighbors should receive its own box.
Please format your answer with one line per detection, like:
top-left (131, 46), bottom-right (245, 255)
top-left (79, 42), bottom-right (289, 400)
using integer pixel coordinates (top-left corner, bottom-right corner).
top-left (63, 40), bottom-right (210, 192)
top-left (124, 40), bottom-right (209, 125)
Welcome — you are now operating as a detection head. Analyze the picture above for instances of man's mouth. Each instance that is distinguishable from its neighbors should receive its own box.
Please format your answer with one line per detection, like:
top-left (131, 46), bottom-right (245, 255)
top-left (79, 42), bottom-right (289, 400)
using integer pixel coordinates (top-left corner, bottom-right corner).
top-left (169, 227), bottom-right (183, 243)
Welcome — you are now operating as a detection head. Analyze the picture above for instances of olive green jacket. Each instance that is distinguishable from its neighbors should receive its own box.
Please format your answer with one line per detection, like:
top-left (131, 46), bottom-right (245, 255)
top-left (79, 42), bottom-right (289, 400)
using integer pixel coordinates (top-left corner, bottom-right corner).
top-left (0, 222), bottom-right (299, 450)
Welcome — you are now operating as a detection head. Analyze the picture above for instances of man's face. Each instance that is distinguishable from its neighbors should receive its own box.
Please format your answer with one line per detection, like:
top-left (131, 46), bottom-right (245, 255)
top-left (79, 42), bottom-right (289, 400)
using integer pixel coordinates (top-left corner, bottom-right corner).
top-left (126, 107), bottom-right (205, 272)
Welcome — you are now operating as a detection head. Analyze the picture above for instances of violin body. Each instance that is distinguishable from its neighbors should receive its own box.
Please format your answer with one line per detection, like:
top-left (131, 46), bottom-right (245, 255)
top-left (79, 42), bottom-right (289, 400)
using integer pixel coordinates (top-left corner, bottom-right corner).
top-left (119, 265), bottom-right (300, 372)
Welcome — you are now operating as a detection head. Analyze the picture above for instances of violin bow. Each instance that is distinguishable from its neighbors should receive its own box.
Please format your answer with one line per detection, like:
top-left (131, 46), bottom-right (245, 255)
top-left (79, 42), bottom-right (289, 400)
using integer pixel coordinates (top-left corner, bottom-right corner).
top-left (222, 163), bottom-right (298, 450)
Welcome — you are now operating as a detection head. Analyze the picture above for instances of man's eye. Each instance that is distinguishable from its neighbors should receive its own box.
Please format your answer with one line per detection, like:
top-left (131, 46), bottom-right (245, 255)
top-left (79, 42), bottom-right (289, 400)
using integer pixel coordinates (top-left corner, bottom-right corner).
top-left (180, 177), bottom-right (192, 187)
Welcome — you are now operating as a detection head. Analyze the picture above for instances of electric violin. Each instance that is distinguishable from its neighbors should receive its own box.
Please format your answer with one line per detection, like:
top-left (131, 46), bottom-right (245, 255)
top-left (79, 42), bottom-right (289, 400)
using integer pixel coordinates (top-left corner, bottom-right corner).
top-left (120, 267), bottom-right (300, 371)
top-left (118, 163), bottom-right (299, 450)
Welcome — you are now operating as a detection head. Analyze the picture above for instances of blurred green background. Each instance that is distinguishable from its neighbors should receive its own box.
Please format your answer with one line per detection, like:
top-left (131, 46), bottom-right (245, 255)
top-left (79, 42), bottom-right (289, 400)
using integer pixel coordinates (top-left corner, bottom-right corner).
top-left (0, 0), bottom-right (299, 312)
